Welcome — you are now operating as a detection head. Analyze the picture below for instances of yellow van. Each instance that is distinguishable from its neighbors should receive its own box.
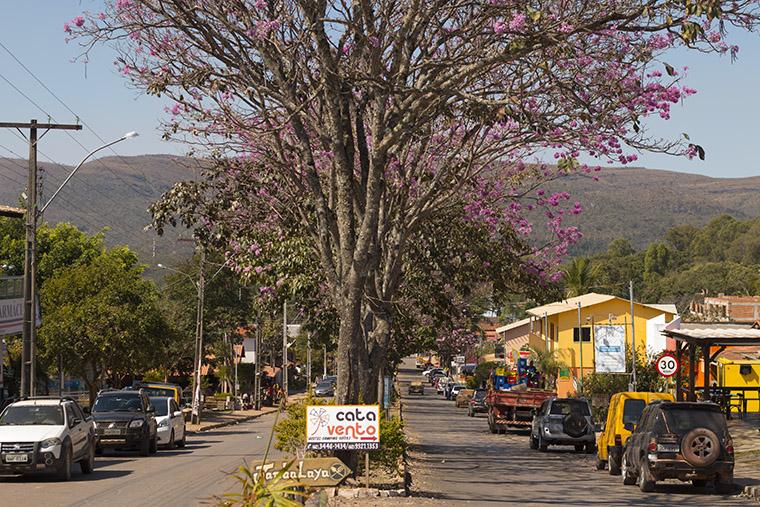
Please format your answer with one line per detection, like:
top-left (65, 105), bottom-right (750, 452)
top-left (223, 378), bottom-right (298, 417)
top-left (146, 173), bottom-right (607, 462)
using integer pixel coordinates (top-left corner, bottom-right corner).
top-left (596, 391), bottom-right (674, 475)
top-left (133, 382), bottom-right (183, 405)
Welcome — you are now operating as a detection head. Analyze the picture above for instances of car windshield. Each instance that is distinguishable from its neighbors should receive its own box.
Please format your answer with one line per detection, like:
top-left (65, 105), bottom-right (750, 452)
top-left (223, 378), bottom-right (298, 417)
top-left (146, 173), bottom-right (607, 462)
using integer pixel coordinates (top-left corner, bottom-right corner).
top-left (662, 406), bottom-right (727, 436)
top-left (317, 382), bottom-right (333, 389)
top-left (473, 391), bottom-right (486, 400)
top-left (140, 387), bottom-right (176, 398)
top-left (622, 399), bottom-right (646, 425)
top-left (149, 398), bottom-right (170, 417)
top-left (549, 400), bottom-right (590, 416)
top-left (0, 405), bottom-right (64, 425)
top-left (93, 394), bottom-right (143, 413)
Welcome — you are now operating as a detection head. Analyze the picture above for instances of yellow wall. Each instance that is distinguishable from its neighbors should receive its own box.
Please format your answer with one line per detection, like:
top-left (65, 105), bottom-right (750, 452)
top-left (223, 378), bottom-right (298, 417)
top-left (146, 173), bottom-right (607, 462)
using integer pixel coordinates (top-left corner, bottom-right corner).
top-left (718, 359), bottom-right (760, 413)
top-left (532, 299), bottom-right (675, 397)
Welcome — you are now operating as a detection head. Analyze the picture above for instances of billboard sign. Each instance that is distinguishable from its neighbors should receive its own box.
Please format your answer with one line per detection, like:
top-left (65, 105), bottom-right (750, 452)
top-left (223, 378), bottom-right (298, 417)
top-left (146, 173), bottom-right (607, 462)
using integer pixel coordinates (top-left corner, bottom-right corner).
top-left (594, 325), bottom-right (626, 373)
top-left (306, 405), bottom-right (380, 450)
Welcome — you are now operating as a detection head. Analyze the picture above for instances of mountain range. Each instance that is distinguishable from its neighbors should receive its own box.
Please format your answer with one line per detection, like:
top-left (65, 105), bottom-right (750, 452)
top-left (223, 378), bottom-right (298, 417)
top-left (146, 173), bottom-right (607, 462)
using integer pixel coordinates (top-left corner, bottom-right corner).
top-left (1, 155), bottom-right (759, 264)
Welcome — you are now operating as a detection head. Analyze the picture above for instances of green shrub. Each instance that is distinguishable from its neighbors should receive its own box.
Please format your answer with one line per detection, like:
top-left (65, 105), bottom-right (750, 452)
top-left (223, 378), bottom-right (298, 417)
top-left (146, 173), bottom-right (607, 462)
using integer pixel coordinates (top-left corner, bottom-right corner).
top-left (273, 395), bottom-right (332, 456)
top-left (371, 415), bottom-right (407, 472)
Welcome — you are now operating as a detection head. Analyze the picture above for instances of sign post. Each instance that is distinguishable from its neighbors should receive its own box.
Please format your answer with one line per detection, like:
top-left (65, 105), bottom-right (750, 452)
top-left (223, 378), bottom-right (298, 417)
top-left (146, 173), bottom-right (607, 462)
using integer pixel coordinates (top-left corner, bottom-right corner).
top-left (656, 353), bottom-right (680, 378)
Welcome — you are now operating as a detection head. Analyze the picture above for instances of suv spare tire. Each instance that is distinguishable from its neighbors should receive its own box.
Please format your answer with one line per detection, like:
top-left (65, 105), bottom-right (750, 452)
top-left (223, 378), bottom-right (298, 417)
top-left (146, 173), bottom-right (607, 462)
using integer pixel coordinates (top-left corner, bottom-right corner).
top-left (682, 428), bottom-right (719, 467)
top-left (563, 413), bottom-right (587, 438)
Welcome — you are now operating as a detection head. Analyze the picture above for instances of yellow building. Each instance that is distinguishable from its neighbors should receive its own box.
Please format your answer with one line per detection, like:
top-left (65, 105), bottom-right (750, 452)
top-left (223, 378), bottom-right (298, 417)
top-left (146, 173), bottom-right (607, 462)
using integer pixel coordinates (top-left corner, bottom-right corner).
top-left (717, 356), bottom-right (760, 413)
top-left (525, 293), bottom-right (678, 397)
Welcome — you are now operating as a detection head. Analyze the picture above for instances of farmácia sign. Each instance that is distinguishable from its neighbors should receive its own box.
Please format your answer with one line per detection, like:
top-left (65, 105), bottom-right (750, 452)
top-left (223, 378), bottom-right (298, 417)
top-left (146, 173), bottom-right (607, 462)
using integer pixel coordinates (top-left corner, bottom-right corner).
top-left (306, 405), bottom-right (380, 450)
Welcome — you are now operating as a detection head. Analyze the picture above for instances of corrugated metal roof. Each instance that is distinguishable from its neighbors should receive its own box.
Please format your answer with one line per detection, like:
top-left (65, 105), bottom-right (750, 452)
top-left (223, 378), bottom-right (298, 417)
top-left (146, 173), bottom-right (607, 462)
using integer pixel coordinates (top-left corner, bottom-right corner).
top-left (664, 327), bottom-right (760, 344)
top-left (504, 334), bottom-right (530, 352)
top-left (495, 318), bottom-right (531, 334)
top-left (526, 292), bottom-right (678, 318)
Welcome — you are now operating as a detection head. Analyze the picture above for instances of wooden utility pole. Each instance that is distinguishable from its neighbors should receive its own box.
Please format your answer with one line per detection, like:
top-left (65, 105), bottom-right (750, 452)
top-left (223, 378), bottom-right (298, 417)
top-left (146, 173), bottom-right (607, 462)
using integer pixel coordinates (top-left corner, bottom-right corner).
top-left (0, 121), bottom-right (81, 397)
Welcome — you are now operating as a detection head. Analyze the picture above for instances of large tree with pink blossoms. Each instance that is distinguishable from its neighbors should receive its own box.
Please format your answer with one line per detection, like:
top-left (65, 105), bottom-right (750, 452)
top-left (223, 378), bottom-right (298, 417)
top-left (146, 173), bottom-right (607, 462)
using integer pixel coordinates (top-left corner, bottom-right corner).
top-left (70, 0), bottom-right (759, 406)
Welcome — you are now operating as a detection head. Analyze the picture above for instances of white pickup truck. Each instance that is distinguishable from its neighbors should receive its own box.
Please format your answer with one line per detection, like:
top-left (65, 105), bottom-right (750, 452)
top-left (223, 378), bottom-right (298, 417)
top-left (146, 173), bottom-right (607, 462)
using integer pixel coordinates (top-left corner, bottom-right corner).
top-left (0, 397), bottom-right (97, 480)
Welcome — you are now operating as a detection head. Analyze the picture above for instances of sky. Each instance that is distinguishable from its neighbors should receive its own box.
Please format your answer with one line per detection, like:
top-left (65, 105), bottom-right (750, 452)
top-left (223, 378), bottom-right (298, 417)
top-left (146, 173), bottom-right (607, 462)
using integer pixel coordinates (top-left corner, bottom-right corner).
top-left (0, 1), bottom-right (759, 178)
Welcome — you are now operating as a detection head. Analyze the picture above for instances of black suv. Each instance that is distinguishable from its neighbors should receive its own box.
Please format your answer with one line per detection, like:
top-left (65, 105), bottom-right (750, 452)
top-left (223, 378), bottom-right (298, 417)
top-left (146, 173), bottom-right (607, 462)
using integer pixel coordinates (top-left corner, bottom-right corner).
top-left (622, 401), bottom-right (734, 493)
top-left (92, 390), bottom-right (158, 456)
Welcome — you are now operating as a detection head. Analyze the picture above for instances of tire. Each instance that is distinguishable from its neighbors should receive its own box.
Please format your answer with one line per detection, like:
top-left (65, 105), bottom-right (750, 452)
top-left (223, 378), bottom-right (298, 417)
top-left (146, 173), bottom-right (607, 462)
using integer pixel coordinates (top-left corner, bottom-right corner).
top-left (139, 436), bottom-right (150, 456)
top-left (530, 434), bottom-right (538, 450)
top-left (149, 436), bottom-right (158, 454)
top-left (538, 434), bottom-right (548, 452)
top-left (488, 414), bottom-right (497, 434)
top-left (57, 444), bottom-right (72, 481)
top-left (622, 454), bottom-right (636, 485)
top-left (596, 457), bottom-right (606, 471)
top-left (638, 459), bottom-right (655, 492)
top-left (608, 450), bottom-right (621, 476)
top-left (682, 428), bottom-right (719, 467)
top-left (575, 444), bottom-right (585, 452)
top-left (95, 446), bottom-right (103, 456)
top-left (563, 414), bottom-right (587, 438)
top-left (80, 441), bottom-right (95, 474)
top-left (691, 479), bottom-right (707, 488)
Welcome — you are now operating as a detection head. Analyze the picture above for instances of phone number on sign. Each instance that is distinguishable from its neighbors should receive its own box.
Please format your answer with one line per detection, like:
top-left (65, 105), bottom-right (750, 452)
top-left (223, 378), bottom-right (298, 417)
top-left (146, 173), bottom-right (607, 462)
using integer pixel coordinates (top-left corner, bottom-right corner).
top-left (306, 442), bottom-right (380, 451)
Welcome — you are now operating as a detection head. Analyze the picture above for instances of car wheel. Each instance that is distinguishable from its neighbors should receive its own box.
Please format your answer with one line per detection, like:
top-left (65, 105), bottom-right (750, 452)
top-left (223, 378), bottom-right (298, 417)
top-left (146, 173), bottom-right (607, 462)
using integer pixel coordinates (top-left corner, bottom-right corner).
top-left (149, 436), bottom-right (158, 454)
top-left (530, 434), bottom-right (538, 450)
top-left (691, 479), bottom-right (707, 488)
top-left (538, 433), bottom-right (548, 452)
top-left (80, 441), bottom-right (95, 474)
top-left (622, 454), bottom-right (636, 485)
top-left (638, 459), bottom-right (655, 492)
top-left (168, 430), bottom-right (176, 450)
top-left (139, 435), bottom-right (150, 456)
top-left (57, 444), bottom-right (72, 481)
top-left (595, 457), bottom-right (606, 471)
top-left (488, 415), bottom-right (497, 434)
top-left (574, 444), bottom-right (585, 452)
top-left (608, 451), bottom-right (621, 476)
top-left (95, 445), bottom-right (103, 456)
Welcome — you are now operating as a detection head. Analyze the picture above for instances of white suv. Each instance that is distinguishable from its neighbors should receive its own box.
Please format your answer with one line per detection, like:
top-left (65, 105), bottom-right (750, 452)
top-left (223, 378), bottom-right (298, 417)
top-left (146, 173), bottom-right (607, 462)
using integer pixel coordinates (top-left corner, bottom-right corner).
top-left (0, 397), bottom-right (97, 480)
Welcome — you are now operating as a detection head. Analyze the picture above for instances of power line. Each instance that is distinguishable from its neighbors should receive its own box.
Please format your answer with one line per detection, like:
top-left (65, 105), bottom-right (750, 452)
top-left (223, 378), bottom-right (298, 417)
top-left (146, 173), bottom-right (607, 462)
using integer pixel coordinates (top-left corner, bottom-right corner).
top-left (0, 40), bottom-right (159, 196)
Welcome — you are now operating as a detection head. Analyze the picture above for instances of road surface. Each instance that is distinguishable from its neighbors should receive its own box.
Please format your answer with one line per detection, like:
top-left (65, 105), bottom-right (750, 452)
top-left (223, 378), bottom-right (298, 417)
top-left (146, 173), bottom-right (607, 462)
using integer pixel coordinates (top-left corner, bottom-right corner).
top-left (0, 412), bottom-right (282, 506)
top-left (398, 359), bottom-right (755, 506)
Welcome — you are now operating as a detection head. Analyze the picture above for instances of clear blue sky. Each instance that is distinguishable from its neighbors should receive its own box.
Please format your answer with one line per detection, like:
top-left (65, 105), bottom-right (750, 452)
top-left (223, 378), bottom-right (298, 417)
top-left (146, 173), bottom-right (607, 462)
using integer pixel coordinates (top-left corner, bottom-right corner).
top-left (1, 1), bottom-right (759, 178)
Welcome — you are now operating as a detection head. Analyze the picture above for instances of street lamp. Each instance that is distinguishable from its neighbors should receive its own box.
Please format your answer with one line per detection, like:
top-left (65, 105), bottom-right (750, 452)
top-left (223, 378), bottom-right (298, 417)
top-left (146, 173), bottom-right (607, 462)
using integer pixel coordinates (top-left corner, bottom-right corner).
top-left (22, 132), bottom-right (138, 397)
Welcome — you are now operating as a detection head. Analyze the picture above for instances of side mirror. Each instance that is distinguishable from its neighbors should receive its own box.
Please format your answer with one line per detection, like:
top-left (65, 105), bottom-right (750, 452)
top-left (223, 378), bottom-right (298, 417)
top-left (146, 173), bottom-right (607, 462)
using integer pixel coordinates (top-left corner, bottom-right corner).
top-left (71, 418), bottom-right (82, 427)
top-left (623, 422), bottom-right (635, 432)
top-left (173, 411), bottom-right (183, 418)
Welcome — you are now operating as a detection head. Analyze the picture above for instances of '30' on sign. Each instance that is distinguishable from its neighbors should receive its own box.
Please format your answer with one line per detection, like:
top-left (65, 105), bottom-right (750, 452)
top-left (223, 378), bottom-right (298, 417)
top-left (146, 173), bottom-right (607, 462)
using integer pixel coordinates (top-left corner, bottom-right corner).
top-left (656, 353), bottom-right (679, 377)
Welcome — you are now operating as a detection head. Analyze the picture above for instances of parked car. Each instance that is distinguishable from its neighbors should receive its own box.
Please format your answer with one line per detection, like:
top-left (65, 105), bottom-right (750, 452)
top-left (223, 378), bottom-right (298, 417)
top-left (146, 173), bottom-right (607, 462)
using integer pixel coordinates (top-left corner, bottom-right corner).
top-left (423, 368), bottom-right (444, 380)
top-left (621, 401), bottom-right (734, 493)
top-left (130, 381), bottom-right (182, 405)
top-left (597, 391), bottom-right (674, 475)
top-left (314, 380), bottom-right (335, 397)
top-left (468, 389), bottom-right (488, 417)
top-left (455, 389), bottom-right (475, 408)
top-left (440, 378), bottom-right (454, 396)
top-left (408, 381), bottom-right (424, 395)
top-left (0, 396), bottom-right (96, 480)
top-left (430, 372), bottom-right (447, 386)
top-left (92, 389), bottom-right (158, 456)
top-left (448, 384), bottom-right (464, 401)
top-left (530, 398), bottom-right (595, 453)
top-left (486, 387), bottom-right (555, 434)
top-left (150, 396), bottom-right (186, 449)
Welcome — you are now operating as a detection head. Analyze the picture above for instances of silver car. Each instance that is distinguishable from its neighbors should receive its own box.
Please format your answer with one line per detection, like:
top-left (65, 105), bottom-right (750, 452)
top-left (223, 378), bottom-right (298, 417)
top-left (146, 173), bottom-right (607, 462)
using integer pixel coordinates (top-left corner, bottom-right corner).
top-left (530, 398), bottom-right (596, 453)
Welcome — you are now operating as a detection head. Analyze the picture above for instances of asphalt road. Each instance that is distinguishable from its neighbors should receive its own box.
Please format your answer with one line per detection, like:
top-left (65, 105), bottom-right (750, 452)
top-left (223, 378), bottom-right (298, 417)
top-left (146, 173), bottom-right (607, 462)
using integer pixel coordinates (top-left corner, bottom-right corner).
top-left (0, 412), bottom-right (282, 507)
top-left (399, 359), bottom-right (756, 506)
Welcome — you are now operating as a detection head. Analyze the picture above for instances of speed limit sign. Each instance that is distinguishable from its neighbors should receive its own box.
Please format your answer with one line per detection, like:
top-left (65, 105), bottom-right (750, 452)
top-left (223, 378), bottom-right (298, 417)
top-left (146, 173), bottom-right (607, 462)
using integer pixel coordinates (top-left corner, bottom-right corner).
top-left (656, 353), bottom-right (679, 377)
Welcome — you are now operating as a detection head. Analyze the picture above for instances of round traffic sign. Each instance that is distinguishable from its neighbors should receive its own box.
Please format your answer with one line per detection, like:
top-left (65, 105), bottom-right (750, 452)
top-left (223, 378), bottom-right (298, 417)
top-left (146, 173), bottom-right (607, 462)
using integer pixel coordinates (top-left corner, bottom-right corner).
top-left (656, 353), bottom-right (679, 377)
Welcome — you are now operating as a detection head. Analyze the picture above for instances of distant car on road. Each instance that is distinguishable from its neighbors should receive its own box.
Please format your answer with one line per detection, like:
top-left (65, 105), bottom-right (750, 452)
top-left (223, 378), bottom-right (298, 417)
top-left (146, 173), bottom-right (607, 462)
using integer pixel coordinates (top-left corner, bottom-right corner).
top-left (150, 396), bottom-right (186, 449)
top-left (448, 384), bottom-right (464, 401)
top-left (130, 381), bottom-right (182, 405)
top-left (439, 378), bottom-right (453, 396)
top-left (408, 381), bottom-right (424, 395)
top-left (621, 401), bottom-right (734, 493)
top-left (468, 389), bottom-right (488, 417)
top-left (0, 396), bottom-right (96, 480)
top-left (455, 389), bottom-right (475, 408)
top-left (92, 389), bottom-right (157, 456)
top-left (314, 380), bottom-right (335, 397)
top-left (422, 368), bottom-right (444, 380)
top-left (530, 398), bottom-right (595, 453)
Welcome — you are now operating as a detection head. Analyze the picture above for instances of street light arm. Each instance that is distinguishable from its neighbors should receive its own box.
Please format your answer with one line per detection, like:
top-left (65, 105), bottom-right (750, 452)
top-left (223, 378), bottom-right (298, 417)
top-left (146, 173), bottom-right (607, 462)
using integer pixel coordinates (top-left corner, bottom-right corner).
top-left (157, 263), bottom-right (198, 289)
top-left (38, 132), bottom-right (138, 216)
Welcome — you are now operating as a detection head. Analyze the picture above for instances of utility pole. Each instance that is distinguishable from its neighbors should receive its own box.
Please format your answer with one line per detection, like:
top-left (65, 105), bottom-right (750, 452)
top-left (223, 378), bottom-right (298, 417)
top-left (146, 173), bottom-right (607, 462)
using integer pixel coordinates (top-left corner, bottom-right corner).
top-left (0, 121), bottom-right (82, 398)
top-left (629, 280), bottom-right (637, 390)
top-left (306, 332), bottom-right (312, 389)
top-left (282, 301), bottom-right (288, 402)
top-left (323, 345), bottom-right (327, 378)
top-left (254, 318), bottom-right (261, 410)
top-left (191, 248), bottom-right (206, 424)
top-left (577, 302), bottom-right (584, 395)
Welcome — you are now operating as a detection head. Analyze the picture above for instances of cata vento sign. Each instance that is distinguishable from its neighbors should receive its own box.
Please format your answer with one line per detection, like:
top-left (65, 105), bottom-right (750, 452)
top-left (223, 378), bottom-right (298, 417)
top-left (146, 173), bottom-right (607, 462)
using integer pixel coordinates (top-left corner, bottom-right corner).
top-left (306, 405), bottom-right (380, 450)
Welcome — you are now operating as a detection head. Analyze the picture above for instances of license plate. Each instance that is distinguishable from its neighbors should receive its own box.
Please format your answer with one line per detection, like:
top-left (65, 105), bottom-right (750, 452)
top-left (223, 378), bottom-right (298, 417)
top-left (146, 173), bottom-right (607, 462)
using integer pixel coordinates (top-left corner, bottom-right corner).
top-left (4, 454), bottom-right (28, 463)
top-left (104, 428), bottom-right (122, 436)
top-left (658, 444), bottom-right (680, 453)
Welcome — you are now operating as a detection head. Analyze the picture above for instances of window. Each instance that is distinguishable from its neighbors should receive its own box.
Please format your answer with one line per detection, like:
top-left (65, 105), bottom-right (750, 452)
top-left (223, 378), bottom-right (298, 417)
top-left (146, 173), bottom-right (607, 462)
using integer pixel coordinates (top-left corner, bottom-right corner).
top-left (549, 400), bottom-right (591, 416)
top-left (170, 400), bottom-right (180, 413)
top-left (0, 405), bottom-right (63, 426)
top-left (573, 327), bottom-right (591, 342)
top-left (622, 399), bottom-right (646, 426)
top-left (550, 323), bottom-right (556, 341)
top-left (65, 404), bottom-right (77, 428)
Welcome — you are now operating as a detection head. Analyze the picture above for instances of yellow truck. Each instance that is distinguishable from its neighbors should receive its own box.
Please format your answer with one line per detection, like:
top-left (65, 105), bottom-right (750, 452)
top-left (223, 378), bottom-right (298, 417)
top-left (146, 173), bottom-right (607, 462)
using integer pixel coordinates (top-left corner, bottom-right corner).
top-left (596, 391), bottom-right (674, 474)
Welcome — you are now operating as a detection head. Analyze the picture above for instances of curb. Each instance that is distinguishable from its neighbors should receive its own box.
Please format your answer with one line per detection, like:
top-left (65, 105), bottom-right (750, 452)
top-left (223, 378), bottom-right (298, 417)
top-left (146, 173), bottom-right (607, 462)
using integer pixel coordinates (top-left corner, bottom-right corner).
top-left (743, 485), bottom-right (760, 501)
top-left (186, 409), bottom-right (278, 434)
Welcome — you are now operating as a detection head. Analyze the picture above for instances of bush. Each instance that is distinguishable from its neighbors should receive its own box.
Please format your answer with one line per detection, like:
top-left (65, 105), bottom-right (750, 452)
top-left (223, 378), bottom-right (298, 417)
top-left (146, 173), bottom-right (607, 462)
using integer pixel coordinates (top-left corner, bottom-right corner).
top-left (371, 415), bottom-right (407, 472)
top-left (470, 361), bottom-right (500, 389)
top-left (273, 395), bottom-right (332, 456)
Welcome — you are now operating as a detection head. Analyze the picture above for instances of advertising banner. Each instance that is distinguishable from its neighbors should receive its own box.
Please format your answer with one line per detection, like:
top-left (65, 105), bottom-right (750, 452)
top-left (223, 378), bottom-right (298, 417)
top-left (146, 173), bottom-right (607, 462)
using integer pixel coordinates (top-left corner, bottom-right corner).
top-left (594, 325), bottom-right (626, 373)
top-left (306, 405), bottom-right (380, 450)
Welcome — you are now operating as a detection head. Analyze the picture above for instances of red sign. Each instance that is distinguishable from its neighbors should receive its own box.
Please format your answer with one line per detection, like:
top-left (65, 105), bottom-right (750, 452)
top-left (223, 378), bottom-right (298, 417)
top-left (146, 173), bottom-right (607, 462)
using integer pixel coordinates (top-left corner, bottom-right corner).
top-left (656, 353), bottom-right (679, 378)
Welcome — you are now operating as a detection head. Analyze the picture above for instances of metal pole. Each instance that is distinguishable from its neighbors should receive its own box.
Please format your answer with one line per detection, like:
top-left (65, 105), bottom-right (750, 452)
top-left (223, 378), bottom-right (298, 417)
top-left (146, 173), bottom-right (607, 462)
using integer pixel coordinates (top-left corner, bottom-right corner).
top-left (58, 353), bottom-right (63, 397)
top-left (306, 333), bottom-right (312, 388)
top-left (629, 281), bottom-right (637, 390)
top-left (577, 302), bottom-right (583, 395)
top-left (282, 301), bottom-right (288, 402)
top-left (323, 345), bottom-right (327, 377)
top-left (254, 318), bottom-right (261, 410)
top-left (191, 248), bottom-right (205, 424)
top-left (1, 339), bottom-right (6, 393)
top-left (543, 312), bottom-right (548, 350)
